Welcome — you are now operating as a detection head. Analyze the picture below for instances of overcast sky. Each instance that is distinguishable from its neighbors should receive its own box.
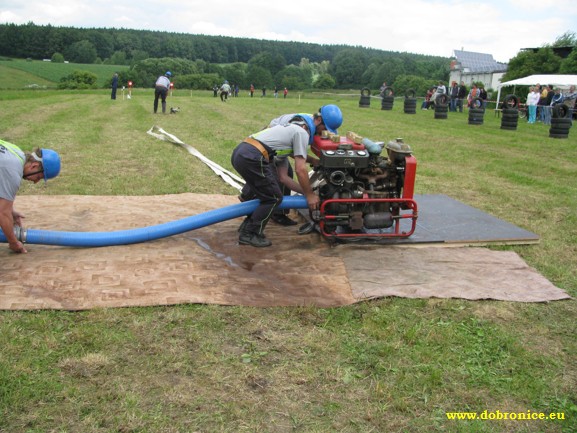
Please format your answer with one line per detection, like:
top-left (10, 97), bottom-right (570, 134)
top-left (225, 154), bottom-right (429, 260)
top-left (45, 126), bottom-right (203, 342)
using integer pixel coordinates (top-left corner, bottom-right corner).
top-left (1, 0), bottom-right (576, 63)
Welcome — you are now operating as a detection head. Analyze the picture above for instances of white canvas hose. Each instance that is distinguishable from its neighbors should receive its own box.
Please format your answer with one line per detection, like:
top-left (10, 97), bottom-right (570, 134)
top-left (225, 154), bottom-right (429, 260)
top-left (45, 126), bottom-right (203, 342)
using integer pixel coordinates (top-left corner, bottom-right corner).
top-left (147, 125), bottom-right (245, 191)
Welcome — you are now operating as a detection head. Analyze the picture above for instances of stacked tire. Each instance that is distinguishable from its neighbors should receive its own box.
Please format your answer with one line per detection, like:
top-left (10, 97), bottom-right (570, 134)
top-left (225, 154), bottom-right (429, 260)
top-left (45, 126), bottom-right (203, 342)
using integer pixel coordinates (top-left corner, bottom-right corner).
top-left (359, 88), bottom-right (371, 108)
top-left (500, 94), bottom-right (519, 130)
top-left (549, 104), bottom-right (572, 139)
top-left (468, 97), bottom-right (485, 125)
top-left (403, 89), bottom-right (417, 114)
top-left (381, 87), bottom-right (394, 110)
top-left (434, 94), bottom-right (448, 119)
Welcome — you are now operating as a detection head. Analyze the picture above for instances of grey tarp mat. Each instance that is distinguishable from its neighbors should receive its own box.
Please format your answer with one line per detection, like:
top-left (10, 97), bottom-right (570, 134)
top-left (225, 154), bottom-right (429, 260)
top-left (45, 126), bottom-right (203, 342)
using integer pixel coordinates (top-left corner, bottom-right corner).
top-left (0, 194), bottom-right (569, 310)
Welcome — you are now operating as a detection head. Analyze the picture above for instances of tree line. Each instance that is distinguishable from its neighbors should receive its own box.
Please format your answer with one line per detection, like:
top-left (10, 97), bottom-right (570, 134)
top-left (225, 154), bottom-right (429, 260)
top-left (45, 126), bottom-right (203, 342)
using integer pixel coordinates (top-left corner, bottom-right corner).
top-left (0, 22), bottom-right (450, 94)
top-left (2, 23), bottom-right (574, 97)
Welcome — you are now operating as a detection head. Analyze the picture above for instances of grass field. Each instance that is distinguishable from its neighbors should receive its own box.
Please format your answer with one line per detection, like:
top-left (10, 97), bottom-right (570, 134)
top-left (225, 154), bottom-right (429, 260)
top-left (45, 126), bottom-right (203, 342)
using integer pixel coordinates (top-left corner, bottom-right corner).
top-left (0, 58), bottom-right (129, 89)
top-left (0, 86), bottom-right (576, 433)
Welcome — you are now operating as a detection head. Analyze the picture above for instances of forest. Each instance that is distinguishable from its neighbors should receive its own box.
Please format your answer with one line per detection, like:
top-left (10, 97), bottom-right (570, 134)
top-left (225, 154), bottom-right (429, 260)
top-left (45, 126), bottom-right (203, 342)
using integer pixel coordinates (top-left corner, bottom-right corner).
top-left (0, 22), bottom-right (450, 93)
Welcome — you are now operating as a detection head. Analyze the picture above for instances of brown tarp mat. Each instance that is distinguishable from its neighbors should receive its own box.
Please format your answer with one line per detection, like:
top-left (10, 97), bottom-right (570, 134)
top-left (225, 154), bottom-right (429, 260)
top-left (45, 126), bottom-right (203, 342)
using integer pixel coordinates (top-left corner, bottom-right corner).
top-left (0, 194), bottom-right (570, 310)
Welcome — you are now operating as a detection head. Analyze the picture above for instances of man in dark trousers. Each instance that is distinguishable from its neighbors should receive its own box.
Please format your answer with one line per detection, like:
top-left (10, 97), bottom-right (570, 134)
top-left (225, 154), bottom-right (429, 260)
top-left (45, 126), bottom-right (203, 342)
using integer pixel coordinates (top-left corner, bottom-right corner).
top-left (111, 72), bottom-right (118, 100)
top-left (457, 81), bottom-right (468, 113)
top-left (231, 116), bottom-right (319, 247)
top-left (153, 71), bottom-right (172, 114)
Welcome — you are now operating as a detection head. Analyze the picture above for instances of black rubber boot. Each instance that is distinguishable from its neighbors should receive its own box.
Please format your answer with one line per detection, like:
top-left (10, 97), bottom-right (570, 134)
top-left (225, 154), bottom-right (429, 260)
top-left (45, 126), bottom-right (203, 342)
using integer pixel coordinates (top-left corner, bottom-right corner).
top-left (239, 231), bottom-right (272, 247)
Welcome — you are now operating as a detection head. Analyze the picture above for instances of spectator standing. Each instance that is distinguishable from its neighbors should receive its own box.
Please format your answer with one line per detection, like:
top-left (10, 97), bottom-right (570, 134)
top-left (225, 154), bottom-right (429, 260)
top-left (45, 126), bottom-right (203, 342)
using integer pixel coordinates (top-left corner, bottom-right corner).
top-left (457, 81), bottom-right (467, 112)
top-left (283, 88), bottom-right (288, 99)
top-left (434, 81), bottom-right (446, 105)
top-left (467, 84), bottom-right (479, 108)
top-left (250, 84), bottom-right (255, 97)
top-left (479, 86), bottom-right (488, 108)
top-left (262, 86), bottom-right (266, 97)
top-left (235, 84), bottom-right (240, 97)
top-left (543, 85), bottom-right (554, 125)
top-left (563, 85), bottom-right (576, 121)
top-left (111, 73), bottom-right (118, 100)
top-left (153, 71), bottom-right (171, 114)
top-left (538, 84), bottom-right (549, 122)
top-left (526, 86), bottom-right (540, 124)
top-left (449, 81), bottom-right (459, 112)
top-left (274, 86), bottom-right (278, 98)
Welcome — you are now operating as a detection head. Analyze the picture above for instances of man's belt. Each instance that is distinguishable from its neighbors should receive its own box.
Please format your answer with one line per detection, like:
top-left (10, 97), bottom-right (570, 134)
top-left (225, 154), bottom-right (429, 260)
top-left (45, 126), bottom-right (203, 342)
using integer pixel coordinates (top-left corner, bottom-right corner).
top-left (244, 137), bottom-right (271, 161)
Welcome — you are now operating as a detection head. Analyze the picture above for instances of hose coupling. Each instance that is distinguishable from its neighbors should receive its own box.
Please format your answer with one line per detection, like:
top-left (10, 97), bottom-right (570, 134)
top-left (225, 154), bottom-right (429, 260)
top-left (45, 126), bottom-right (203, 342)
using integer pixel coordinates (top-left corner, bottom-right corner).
top-left (14, 226), bottom-right (27, 243)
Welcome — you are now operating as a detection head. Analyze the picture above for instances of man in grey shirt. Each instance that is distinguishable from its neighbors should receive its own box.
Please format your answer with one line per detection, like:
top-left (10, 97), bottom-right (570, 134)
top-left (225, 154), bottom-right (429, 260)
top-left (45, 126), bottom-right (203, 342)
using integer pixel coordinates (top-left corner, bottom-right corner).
top-left (0, 139), bottom-right (61, 253)
top-left (231, 117), bottom-right (319, 247)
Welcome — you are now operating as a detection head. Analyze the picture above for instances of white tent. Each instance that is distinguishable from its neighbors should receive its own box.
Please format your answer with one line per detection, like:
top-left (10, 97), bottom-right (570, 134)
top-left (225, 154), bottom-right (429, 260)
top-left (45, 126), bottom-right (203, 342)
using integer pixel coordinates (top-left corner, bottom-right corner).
top-left (496, 74), bottom-right (577, 106)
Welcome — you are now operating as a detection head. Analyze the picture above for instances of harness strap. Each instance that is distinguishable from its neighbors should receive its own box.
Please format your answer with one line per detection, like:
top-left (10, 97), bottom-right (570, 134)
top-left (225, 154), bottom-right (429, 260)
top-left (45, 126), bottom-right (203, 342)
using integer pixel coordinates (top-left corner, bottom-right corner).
top-left (244, 137), bottom-right (270, 161)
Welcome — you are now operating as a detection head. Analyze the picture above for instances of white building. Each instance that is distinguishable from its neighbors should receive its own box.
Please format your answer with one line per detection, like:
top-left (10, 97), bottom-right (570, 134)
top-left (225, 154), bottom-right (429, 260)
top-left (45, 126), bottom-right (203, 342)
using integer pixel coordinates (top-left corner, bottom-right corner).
top-left (449, 50), bottom-right (508, 91)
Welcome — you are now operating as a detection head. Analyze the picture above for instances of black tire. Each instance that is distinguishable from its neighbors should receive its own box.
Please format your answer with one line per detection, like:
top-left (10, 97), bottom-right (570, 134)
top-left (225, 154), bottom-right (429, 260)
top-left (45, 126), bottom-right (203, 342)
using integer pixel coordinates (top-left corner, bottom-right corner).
top-left (405, 88), bottom-right (416, 98)
top-left (435, 105), bottom-right (449, 113)
top-left (436, 94), bottom-right (449, 105)
top-left (519, 110), bottom-right (527, 119)
top-left (502, 115), bottom-right (519, 121)
top-left (550, 118), bottom-right (572, 126)
top-left (549, 133), bottom-right (569, 139)
top-left (501, 121), bottom-right (518, 128)
top-left (503, 108), bottom-right (519, 117)
top-left (468, 120), bottom-right (483, 125)
top-left (503, 94), bottom-right (520, 109)
top-left (359, 87), bottom-right (371, 107)
top-left (552, 104), bottom-right (570, 119)
top-left (501, 125), bottom-right (517, 131)
top-left (434, 112), bottom-right (448, 119)
top-left (549, 128), bottom-right (570, 135)
top-left (470, 97), bottom-right (484, 109)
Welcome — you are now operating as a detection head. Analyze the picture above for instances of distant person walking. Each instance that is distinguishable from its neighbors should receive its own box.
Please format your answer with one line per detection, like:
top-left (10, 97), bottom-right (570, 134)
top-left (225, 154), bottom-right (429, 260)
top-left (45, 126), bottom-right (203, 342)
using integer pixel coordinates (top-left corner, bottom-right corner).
top-left (111, 72), bottom-right (118, 100)
top-left (219, 80), bottom-right (231, 102)
top-left (153, 71), bottom-right (172, 114)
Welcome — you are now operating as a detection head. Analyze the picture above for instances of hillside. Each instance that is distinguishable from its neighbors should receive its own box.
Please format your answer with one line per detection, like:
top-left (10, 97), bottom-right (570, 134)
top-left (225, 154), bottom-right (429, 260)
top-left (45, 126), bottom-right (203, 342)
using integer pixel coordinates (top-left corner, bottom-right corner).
top-left (0, 59), bottom-right (128, 89)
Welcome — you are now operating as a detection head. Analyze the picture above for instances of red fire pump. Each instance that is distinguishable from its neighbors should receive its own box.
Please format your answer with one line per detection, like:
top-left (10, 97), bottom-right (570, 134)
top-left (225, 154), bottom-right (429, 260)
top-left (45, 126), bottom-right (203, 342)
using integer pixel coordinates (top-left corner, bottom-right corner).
top-left (307, 133), bottom-right (418, 242)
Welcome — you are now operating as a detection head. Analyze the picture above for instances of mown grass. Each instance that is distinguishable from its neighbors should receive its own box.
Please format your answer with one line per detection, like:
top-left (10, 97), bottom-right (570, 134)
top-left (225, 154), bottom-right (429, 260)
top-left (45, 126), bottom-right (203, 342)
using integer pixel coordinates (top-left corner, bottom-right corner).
top-left (0, 88), bottom-right (576, 433)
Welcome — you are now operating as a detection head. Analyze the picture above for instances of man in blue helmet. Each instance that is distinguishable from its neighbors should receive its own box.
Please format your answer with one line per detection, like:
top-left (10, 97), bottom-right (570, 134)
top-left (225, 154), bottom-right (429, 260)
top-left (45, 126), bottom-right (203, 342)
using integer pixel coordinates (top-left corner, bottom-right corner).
top-left (153, 71), bottom-right (172, 114)
top-left (231, 116), bottom-right (319, 247)
top-left (0, 140), bottom-right (61, 253)
top-left (264, 104), bottom-right (343, 225)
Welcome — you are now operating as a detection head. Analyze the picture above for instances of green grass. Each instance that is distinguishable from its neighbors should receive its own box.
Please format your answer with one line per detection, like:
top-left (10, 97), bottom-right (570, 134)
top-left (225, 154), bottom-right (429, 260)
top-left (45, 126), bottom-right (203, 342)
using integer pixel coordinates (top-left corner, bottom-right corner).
top-left (0, 58), bottom-right (129, 89)
top-left (0, 88), bottom-right (576, 433)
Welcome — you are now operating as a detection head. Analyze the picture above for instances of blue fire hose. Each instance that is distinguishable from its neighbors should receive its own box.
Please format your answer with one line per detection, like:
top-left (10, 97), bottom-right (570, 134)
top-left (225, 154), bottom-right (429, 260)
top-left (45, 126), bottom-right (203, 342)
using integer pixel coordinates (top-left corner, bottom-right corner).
top-left (0, 196), bottom-right (308, 248)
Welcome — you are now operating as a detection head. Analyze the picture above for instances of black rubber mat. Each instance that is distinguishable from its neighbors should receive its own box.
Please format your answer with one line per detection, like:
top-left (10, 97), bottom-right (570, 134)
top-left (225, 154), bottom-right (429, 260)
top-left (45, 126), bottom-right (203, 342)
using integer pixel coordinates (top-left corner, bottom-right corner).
top-left (302, 194), bottom-right (540, 246)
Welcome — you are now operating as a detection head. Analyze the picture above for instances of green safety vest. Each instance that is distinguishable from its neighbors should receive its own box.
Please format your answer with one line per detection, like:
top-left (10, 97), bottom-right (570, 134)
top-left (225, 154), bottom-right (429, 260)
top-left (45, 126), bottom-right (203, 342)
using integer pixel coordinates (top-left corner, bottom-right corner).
top-left (0, 139), bottom-right (25, 165)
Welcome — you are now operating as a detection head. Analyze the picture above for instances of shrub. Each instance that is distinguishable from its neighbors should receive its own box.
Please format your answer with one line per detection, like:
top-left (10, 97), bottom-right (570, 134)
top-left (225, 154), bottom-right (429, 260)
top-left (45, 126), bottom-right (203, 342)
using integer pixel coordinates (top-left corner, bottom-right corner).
top-left (58, 70), bottom-right (98, 89)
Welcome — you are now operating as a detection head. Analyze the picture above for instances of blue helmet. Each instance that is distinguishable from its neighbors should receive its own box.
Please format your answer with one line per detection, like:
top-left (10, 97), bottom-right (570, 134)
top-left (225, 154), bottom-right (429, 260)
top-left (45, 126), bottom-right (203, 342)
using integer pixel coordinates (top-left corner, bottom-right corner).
top-left (290, 115), bottom-right (316, 145)
top-left (165, 71), bottom-right (172, 77)
top-left (319, 104), bottom-right (343, 133)
top-left (39, 149), bottom-right (61, 181)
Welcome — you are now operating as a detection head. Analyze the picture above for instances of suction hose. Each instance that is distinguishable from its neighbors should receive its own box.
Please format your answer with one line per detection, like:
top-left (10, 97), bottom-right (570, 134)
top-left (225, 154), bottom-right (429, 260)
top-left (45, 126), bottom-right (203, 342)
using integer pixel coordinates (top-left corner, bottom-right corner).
top-left (1, 196), bottom-right (308, 248)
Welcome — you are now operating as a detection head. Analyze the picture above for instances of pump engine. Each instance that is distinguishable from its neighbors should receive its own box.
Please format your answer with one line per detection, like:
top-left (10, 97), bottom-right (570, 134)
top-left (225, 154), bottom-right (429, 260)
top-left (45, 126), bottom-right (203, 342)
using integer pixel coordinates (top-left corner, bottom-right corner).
top-left (308, 133), bottom-right (418, 241)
